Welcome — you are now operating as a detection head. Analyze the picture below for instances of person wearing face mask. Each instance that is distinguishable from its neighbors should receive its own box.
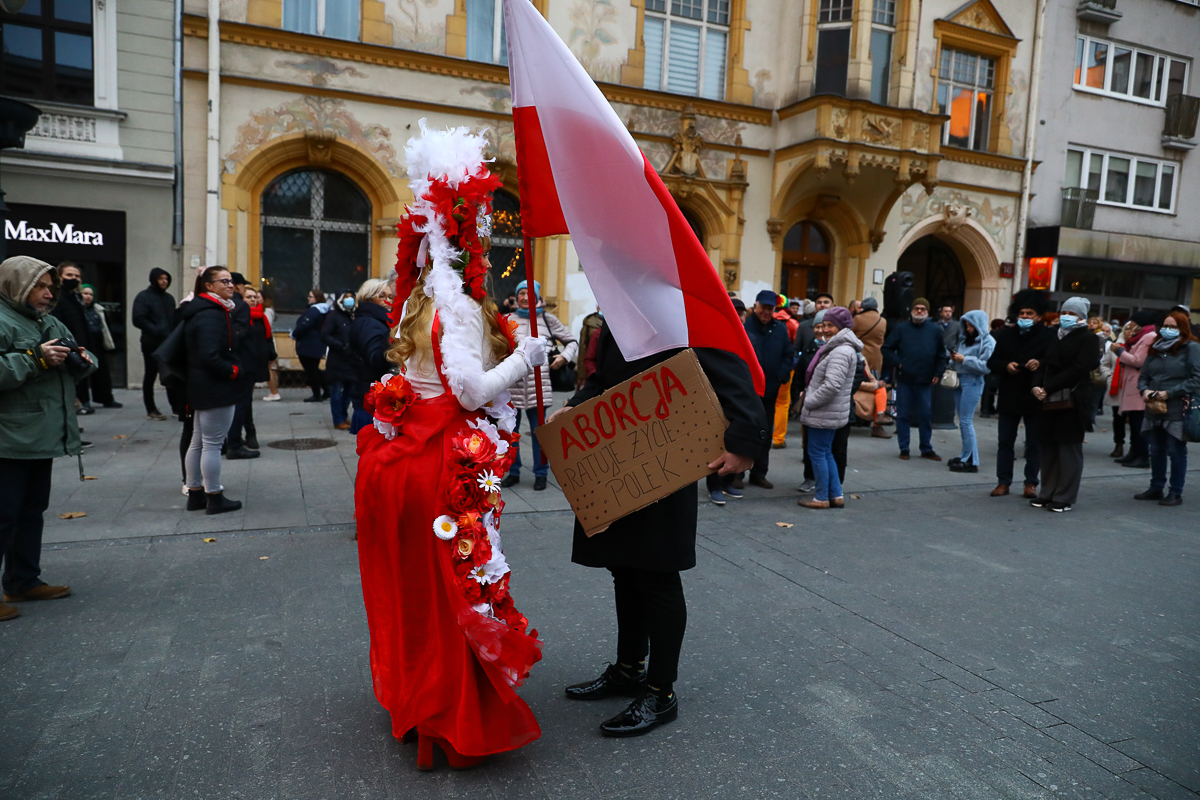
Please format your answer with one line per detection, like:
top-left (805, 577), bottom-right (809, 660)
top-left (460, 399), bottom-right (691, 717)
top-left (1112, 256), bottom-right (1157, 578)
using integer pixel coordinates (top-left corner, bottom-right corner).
top-left (881, 297), bottom-right (949, 461)
top-left (1133, 311), bottom-right (1200, 506)
top-left (51, 262), bottom-right (98, 414)
top-left (349, 279), bottom-right (396, 434)
top-left (1029, 297), bottom-right (1101, 512)
top-left (321, 291), bottom-right (359, 431)
top-left (1112, 310), bottom-right (1159, 469)
top-left (947, 310), bottom-right (995, 473)
top-left (986, 290), bottom-right (1055, 498)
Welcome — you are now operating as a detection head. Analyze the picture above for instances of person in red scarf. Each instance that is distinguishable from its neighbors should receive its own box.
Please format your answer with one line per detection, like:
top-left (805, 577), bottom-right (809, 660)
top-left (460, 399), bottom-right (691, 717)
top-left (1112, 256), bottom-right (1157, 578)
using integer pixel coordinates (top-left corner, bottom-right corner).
top-left (235, 287), bottom-right (276, 451)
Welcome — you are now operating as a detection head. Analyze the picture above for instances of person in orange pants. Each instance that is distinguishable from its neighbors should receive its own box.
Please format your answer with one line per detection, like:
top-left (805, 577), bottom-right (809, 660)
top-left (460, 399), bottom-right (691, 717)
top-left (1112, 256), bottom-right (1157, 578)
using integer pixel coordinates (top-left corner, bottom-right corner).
top-left (772, 296), bottom-right (800, 448)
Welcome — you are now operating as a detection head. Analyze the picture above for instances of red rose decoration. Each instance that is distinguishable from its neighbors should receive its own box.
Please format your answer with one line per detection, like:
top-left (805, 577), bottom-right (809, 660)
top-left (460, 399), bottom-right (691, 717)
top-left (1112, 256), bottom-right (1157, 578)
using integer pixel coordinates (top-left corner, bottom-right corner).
top-left (445, 470), bottom-right (486, 514)
top-left (452, 429), bottom-right (498, 467)
top-left (372, 375), bottom-right (417, 427)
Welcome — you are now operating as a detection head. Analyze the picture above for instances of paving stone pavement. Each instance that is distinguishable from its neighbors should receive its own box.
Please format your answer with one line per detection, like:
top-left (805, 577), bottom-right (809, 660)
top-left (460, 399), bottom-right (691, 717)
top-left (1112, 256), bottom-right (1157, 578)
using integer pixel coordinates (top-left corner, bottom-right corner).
top-left (2, 386), bottom-right (1197, 798)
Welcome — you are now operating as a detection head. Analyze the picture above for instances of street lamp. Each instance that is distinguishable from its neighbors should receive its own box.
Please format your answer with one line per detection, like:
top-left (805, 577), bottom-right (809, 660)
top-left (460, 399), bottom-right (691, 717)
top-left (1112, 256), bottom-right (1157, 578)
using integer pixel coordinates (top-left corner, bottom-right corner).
top-left (0, 96), bottom-right (43, 261)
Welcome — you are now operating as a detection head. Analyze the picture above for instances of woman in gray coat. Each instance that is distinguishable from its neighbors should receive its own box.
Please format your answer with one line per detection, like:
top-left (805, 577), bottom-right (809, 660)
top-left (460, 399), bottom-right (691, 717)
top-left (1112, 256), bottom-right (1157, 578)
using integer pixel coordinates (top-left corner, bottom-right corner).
top-left (501, 279), bottom-right (578, 491)
top-left (1134, 310), bottom-right (1200, 506)
top-left (799, 307), bottom-right (862, 509)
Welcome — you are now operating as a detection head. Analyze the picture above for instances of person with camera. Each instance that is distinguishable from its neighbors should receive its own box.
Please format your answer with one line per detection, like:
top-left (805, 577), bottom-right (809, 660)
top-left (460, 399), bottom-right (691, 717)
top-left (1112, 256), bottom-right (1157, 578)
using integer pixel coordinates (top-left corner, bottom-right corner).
top-left (0, 256), bottom-right (97, 621)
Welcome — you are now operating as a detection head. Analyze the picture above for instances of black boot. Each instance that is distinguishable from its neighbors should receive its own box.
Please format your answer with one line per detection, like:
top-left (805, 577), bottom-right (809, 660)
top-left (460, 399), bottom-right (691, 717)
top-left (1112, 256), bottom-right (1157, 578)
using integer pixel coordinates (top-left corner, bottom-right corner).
top-left (186, 488), bottom-right (207, 511)
top-left (206, 492), bottom-right (243, 515)
top-left (226, 445), bottom-right (261, 460)
top-left (245, 427), bottom-right (259, 450)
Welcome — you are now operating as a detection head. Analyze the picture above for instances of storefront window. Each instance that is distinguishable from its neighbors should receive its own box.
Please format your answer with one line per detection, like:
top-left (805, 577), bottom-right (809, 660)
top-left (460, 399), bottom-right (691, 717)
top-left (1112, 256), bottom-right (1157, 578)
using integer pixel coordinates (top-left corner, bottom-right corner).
top-left (260, 169), bottom-right (371, 316)
top-left (0, 0), bottom-right (94, 105)
top-left (1142, 273), bottom-right (1181, 302)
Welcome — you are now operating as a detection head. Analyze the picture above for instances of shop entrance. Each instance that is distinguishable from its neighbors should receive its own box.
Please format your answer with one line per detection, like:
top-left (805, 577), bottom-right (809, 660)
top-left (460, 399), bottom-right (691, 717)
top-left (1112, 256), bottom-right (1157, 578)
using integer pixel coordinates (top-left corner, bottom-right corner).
top-left (898, 235), bottom-right (965, 313)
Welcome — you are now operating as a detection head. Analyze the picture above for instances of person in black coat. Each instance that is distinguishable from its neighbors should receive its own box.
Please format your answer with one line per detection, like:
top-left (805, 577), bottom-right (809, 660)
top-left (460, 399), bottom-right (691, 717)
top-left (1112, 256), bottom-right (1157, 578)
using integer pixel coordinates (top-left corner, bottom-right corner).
top-left (181, 267), bottom-right (243, 515)
top-left (223, 274), bottom-right (261, 460)
top-left (881, 297), bottom-right (949, 460)
top-left (292, 290), bottom-right (329, 402)
top-left (321, 292), bottom-right (359, 430)
top-left (740, 290), bottom-right (793, 490)
top-left (555, 322), bottom-right (767, 738)
top-left (132, 267), bottom-right (179, 419)
top-left (348, 280), bottom-right (395, 433)
top-left (50, 262), bottom-right (100, 413)
top-left (1030, 297), bottom-right (1101, 511)
top-left (986, 290), bottom-right (1055, 498)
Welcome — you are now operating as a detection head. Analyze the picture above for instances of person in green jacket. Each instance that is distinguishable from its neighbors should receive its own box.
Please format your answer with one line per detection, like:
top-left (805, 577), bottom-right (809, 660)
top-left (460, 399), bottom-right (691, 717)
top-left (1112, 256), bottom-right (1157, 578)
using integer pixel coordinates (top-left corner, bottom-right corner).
top-left (0, 255), bottom-right (97, 622)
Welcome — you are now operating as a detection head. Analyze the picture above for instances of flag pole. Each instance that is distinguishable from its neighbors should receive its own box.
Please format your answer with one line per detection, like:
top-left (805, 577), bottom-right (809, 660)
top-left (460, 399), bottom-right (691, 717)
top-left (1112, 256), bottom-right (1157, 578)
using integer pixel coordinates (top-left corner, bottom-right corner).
top-left (523, 233), bottom-right (548, 442)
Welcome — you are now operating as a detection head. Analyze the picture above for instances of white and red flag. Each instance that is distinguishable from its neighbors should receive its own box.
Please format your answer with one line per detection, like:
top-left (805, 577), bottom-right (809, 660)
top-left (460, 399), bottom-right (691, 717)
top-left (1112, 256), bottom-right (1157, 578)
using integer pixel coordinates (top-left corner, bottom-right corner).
top-left (502, 0), bottom-right (765, 394)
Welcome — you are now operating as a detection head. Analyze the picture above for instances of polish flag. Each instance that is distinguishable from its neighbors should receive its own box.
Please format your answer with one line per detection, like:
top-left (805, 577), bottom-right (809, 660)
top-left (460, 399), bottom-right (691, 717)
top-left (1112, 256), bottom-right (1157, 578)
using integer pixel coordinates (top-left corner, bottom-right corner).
top-left (502, 0), bottom-right (765, 394)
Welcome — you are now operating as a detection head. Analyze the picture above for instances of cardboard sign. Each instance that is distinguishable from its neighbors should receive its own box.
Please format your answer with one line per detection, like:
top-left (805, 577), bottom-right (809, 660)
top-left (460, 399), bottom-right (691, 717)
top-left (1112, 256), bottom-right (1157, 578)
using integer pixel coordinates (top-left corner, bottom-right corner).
top-left (535, 349), bottom-right (729, 536)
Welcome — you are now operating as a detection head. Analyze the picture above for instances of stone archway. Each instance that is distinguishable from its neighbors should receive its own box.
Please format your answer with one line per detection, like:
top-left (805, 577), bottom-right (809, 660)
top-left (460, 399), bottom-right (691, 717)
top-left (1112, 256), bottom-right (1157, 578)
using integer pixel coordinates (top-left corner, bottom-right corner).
top-left (771, 190), bottom-right (872, 305)
top-left (896, 213), bottom-right (1003, 318)
top-left (221, 131), bottom-right (408, 283)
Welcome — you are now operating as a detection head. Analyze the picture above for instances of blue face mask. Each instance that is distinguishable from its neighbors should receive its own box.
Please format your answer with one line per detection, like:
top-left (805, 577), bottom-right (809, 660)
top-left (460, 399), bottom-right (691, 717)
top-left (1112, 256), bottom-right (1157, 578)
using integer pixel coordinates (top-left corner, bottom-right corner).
top-left (1017, 318), bottom-right (1034, 329)
top-left (1159, 327), bottom-right (1180, 340)
top-left (342, 298), bottom-right (354, 310)
top-left (1059, 314), bottom-right (1079, 329)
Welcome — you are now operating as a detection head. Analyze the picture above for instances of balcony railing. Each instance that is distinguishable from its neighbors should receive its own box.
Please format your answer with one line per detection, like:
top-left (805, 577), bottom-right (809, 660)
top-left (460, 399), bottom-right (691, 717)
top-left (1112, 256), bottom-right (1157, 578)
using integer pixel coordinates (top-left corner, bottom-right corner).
top-left (1061, 187), bottom-right (1098, 230)
top-left (1163, 94), bottom-right (1200, 149)
top-left (1077, 0), bottom-right (1121, 23)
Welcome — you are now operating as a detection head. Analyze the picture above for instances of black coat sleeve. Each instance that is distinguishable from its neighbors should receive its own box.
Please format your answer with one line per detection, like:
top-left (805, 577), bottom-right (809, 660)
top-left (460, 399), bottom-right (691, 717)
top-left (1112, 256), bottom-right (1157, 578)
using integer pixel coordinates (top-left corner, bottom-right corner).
top-left (933, 332), bottom-right (949, 379)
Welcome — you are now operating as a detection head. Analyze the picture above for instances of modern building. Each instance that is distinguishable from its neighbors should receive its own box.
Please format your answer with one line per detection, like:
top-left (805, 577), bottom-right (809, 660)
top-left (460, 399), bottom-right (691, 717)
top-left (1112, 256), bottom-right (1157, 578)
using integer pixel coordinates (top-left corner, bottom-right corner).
top-left (1025, 0), bottom-right (1199, 323)
top-left (180, 0), bottom-right (1053, 339)
top-left (1, 0), bottom-right (179, 387)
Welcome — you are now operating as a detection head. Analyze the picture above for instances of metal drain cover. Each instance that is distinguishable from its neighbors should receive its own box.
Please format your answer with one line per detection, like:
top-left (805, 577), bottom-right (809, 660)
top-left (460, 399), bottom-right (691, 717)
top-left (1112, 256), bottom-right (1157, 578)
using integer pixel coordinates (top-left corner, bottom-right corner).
top-left (268, 438), bottom-right (338, 451)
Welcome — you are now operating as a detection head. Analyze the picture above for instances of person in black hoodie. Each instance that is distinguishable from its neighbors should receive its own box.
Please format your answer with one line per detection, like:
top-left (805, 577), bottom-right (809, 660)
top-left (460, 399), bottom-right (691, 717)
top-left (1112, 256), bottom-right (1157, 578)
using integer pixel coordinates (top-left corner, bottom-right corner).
top-left (181, 267), bottom-right (243, 515)
top-left (986, 290), bottom-right (1055, 498)
top-left (322, 291), bottom-right (358, 430)
top-left (292, 289), bottom-right (329, 402)
top-left (348, 279), bottom-right (394, 433)
top-left (132, 267), bottom-right (179, 420)
top-left (1030, 297), bottom-right (1102, 512)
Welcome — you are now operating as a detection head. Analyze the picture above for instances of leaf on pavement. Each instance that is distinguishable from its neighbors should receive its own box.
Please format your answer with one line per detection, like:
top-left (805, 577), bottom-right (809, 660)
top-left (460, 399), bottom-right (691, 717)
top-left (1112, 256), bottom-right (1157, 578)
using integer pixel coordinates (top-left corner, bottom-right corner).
top-left (850, 494), bottom-right (862, 500)
top-left (59, 511), bottom-right (87, 519)
top-left (203, 538), bottom-right (216, 543)
top-left (775, 522), bottom-right (794, 528)
top-left (259, 556), bottom-right (270, 560)
top-left (83, 475), bottom-right (98, 480)
top-left (113, 435), bottom-right (127, 439)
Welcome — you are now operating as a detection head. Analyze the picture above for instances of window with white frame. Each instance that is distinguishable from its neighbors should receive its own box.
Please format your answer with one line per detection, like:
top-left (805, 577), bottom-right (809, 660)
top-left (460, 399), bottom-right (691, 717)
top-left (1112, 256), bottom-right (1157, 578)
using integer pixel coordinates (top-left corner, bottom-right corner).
top-left (1073, 36), bottom-right (1189, 106)
top-left (0, 0), bottom-right (94, 106)
top-left (1065, 147), bottom-right (1177, 213)
top-left (814, 0), bottom-right (852, 96)
top-left (643, 0), bottom-right (730, 100)
top-left (466, 0), bottom-right (507, 65)
top-left (283, 0), bottom-right (360, 41)
top-left (936, 47), bottom-right (995, 151)
top-left (869, 0), bottom-right (895, 104)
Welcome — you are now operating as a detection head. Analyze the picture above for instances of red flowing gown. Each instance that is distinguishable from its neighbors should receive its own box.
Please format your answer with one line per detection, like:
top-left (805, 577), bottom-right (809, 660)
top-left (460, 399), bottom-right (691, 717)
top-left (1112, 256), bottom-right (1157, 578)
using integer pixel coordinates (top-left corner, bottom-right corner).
top-left (355, 360), bottom-right (541, 755)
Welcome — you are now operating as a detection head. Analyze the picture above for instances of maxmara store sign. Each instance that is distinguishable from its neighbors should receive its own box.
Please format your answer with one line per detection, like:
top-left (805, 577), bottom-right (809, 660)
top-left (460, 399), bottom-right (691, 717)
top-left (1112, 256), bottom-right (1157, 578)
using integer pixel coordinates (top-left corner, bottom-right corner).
top-left (4, 203), bottom-right (125, 262)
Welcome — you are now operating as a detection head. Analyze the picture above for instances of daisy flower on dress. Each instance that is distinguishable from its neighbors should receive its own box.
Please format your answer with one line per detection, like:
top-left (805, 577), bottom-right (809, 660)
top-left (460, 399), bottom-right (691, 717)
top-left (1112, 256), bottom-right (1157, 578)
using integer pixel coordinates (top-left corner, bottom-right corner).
top-left (468, 549), bottom-right (510, 584)
top-left (477, 470), bottom-right (501, 491)
top-left (433, 515), bottom-right (457, 540)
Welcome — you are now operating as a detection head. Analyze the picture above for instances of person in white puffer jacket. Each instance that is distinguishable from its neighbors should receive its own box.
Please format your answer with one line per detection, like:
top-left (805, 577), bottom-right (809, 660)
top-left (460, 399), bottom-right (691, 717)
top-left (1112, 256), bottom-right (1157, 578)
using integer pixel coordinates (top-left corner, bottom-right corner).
top-left (799, 307), bottom-right (862, 509)
top-left (501, 279), bottom-right (578, 491)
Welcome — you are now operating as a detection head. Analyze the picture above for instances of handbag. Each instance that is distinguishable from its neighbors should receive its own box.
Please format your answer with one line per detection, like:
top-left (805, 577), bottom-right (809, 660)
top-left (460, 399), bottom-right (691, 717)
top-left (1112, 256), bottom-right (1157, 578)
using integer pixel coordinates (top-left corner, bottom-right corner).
top-left (152, 321), bottom-right (188, 387)
top-left (1042, 388), bottom-right (1074, 411)
top-left (1144, 396), bottom-right (1168, 416)
top-left (940, 368), bottom-right (959, 389)
top-left (1183, 393), bottom-right (1200, 443)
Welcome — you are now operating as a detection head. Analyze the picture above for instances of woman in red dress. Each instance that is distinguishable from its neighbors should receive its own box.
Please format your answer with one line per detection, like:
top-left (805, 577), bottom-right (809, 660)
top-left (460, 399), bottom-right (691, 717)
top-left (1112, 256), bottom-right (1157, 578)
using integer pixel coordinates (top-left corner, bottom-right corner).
top-left (354, 122), bottom-right (546, 770)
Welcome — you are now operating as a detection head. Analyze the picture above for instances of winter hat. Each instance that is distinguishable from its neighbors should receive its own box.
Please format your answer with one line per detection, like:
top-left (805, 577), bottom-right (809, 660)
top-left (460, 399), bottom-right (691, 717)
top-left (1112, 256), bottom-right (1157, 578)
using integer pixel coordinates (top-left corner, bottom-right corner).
top-left (731, 298), bottom-right (746, 314)
top-left (814, 309), bottom-right (826, 325)
top-left (230, 272), bottom-right (250, 286)
top-left (1060, 297), bottom-right (1090, 319)
top-left (824, 307), bottom-right (853, 331)
top-left (860, 297), bottom-right (879, 312)
top-left (1130, 309), bottom-right (1157, 327)
top-left (755, 289), bottom-right (778, 306)
top-left (788, 298), bottom-right (801, 308)
top-left (911, 297), bottom-right (930, 311)
top-left (803, 299), bottom-right (816, 316)
top-left (515, 279), bottom-right (540, 300)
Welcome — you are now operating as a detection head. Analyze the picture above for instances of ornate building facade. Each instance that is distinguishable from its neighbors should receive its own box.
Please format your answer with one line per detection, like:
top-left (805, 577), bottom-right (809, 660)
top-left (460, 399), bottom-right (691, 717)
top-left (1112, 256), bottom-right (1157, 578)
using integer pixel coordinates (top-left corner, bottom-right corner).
top-left (181, 0), bottom-right (1047, 334)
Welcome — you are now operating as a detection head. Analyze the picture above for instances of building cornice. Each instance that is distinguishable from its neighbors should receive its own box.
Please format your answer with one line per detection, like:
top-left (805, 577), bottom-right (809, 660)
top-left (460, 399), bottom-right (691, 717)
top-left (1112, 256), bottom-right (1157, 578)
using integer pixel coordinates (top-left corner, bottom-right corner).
top-left (777, 95), bottom-right (947, 125)
top-left (941, 145), bottom-right (1035, 172)
top-left (0, 150), bottom-right (176, 186)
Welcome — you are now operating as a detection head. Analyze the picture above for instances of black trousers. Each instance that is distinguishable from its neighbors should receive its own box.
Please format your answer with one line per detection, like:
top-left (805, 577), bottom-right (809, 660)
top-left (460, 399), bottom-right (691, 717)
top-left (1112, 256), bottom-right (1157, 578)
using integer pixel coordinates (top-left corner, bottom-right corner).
top-left (611, 567), bottom-right (687, 689)
top-left (179, 411), bottom-right (194, 483)
top-left (0, 458), bottom-right (53, 594)
top-left (802, 423), bottom-right (849, 482)
top-left (1125, 410), bottom-right (1146, 460)
top-left (299, 355), bottom-right (325, 397)
top-left (142, 351), bottom-right (184, 415)
top-left (750, 394), bottom-right (775, 478)
top-left (996, 411), bottom-right (1041, 487)
top-left (78, 348), bottom-right (114, 405)
top-left (1111, 405), bottom-right (1125, 445)
top-left (226, 383), bottom-right (256, 447)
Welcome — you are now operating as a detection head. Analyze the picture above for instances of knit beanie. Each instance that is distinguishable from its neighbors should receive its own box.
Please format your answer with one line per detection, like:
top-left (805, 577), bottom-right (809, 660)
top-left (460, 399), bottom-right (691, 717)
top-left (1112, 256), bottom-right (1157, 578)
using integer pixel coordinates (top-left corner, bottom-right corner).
top-left (1060, 296), bottom-right (1090, 318)
top-left (824, 307), bottom-right (853, 331)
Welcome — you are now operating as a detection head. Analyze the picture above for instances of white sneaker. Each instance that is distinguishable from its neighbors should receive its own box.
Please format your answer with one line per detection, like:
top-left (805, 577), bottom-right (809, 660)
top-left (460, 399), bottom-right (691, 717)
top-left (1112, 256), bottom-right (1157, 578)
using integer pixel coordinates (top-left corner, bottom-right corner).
top-left (262, 393), bottom-right (282, 401)
top-left (181, 483), bottom-right (189, 496)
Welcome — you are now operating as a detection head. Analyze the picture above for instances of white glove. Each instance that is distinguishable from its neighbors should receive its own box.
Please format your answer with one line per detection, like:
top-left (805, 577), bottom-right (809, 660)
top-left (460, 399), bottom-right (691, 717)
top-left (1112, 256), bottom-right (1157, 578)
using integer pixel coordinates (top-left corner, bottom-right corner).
top-left (519, 336), bottom-right (547, 367)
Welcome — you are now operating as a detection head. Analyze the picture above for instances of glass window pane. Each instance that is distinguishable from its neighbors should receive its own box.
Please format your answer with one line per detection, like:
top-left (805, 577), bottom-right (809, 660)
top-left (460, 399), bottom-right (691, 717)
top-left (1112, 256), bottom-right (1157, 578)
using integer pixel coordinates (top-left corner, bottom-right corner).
top-left (980, 56), bottom-right (995, 89)
top-left (1156, 56), bottom-right (1167, 102)
top-left (466, 0), bottom-right (495, 62)
top-left (1074, 38), bottom-right (1084, 85)
top-left (707, 0), bottom-right (730, 25)
top-left (1133, 52), bottom-right (1154, 99)
top-left (938, 48), bottom-right (951, 79)
top-left (321, 231), bottom-right (371, 297)
top-left (671, 0), bottom-right (703, 20)
top-left (1107, 271), bottom-right (1137, 298)
top-left (782, 223), bottom-right (803, 251)
top-left (282, 0), bottom-right (318, 34)
top-left (497, 13), bottom-right (507, 65)
top-left (814, 27), bottom-right (850, 96)
top-left (872, 0), bottom-right (895, 26)
top-left (953, 51), bottom-right (977, 85)
top-left (1132, 161), bottom-right (1157, 207)
top-left (53, 31), bottom-right (92, 104)
top-left (972, 91), bottom-right (990, 150)
top-left (807, 224), bottom-right (829, 253)
top-left (666, 22), bottom-right (701, 95)
top-left (0, 24), bottom-right (44, 99)
top-left (936, 82), bottom-right (948, 116)
top-left (1086, 41), bottom-right (1107, 89)
top-left (54, 0), bottom-right (91, 23)
top-left (643, 17), bottom-right (664, 90)
top-left (263, 171), bottom-right (314, 218)
top-left (1167, 60), bottom-right (1186, 98)
top-left (1105, 156), bottom-right (1130, 203)
top-left (1158, 165), bottom-right (1174, 209)
top-left (1143, 274), bottom-right (1180, 302)
top-left (1057, 266), bottom-right (1103, 294)
top-left (869, 29), bottom-right (892, 104)
top-left (819, 0), bottom-right (853, 23)
top-left (946, 86), bottom-right (974, 148)
top-left (16, 0), bottom-right (42, 14)
top-left (646, 0), bottom-right (665, 11)
top-left (1110, 47), bottom-right (1131, 94)
top-left (701, 28), bottom-right (726, 100)
top-left (323, 172), bottom-right (371, 221)
top-left (1065, 149), bottom-right (1083, 187)
top-left (1087, 154), bottom-right (1103, 191)
top-left (324, 0), bottom-right (359, 41)
top-left (261, 227), bottom-right (315, 315)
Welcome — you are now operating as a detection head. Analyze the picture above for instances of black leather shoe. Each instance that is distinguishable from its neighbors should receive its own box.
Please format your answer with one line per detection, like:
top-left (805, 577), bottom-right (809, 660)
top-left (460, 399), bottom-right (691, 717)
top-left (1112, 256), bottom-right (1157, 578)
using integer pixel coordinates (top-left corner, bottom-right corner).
top-left (534, 476), bottom-right (547, 491)
top-left (500, 474), bottom-right (520, 488)
top-left (226, 446), bottom-right (261, 460)
top-left (303, 395), bottom-right (323, 403)
top-left (1134, 489), bottom-right (1164, 501)
top-left (1159, 493), bottom-right (1183, 507)
top-left (1121, 459), bottom-right (1150, 469)
top-left (186, 488), bottom-right (207, 511)
top-left (564, 664), bottom-right (646, 701)
top-left (599, 691), bottom-right (678, 738)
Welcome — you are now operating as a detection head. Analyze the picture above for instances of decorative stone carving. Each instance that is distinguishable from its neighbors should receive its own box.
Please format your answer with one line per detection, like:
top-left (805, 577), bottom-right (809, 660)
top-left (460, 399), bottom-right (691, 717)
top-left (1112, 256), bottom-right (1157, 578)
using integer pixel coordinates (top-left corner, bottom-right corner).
top-left (30, 113), bottom-right (97, 143)
top-left (766, 218), bottom-right (784, 243)
top-left (830, 108), bottom-right (850, 140)
top-left (870, 228), bottom-right (886, 251)
top-left (809, 194), bottom-right (841, 220)
top-left (861, 114), bottom-right (899, 146)
top-left (305, 129), bottom-right (337, 164)
top-left (664, 104), bottom-right (705, 176)
top-left (938, 203), bottom-right (971, 235)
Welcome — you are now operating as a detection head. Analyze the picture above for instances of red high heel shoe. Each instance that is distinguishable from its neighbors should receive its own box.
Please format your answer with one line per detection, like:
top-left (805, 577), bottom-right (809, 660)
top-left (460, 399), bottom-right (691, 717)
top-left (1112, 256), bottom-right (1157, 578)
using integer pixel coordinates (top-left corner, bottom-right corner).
top-left (416, 733), bottom-right (485, 771)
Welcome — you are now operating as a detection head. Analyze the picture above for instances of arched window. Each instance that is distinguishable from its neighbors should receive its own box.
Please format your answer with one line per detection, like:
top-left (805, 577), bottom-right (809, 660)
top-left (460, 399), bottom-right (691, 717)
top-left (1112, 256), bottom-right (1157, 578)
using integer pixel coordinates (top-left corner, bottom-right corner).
top-left (260, 169), bottom-right (371, 315)
top-left (781, 221), bottom-right (830, 300)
